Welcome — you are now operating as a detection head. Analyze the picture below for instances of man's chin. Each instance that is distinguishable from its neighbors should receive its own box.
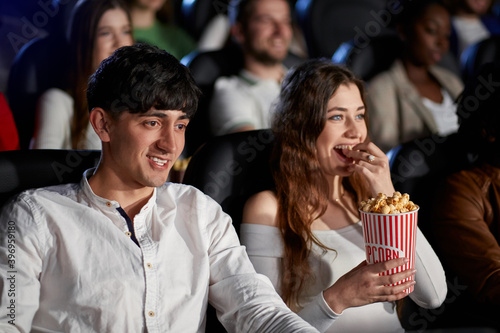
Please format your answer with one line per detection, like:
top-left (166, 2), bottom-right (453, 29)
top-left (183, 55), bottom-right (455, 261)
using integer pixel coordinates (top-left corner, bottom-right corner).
top-left (252, 51), bottom-right (287, 66)
top-left (144, 174), bottom-right (170, 188)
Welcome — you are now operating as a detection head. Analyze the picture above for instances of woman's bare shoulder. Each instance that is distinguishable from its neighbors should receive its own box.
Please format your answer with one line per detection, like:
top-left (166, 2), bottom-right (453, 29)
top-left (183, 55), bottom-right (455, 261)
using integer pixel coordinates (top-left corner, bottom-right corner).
top-left (242, 190), bottom-right (279, 227)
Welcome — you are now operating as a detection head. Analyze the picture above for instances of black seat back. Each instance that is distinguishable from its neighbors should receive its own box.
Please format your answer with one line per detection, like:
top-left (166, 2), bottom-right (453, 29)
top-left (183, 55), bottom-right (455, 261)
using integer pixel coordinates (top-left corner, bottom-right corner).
top-left (183, 130), bottom-right (276, 333)
top-left (332, 34), bottom-right (402, 82)
top-left (461, 35), bottom-right (500, 84)
top-left (388, 133), bottom-right (473, 241)
top-left (295, 0), bottom-right (392, 58)
top-left (180, 0), bottom-right (229, 40)
top-left (0, 149), bottom-right (100, 208)
top-left (6, 36), bottom-right (69, 149)
top-left (183, 129), bottom-right (275, 231)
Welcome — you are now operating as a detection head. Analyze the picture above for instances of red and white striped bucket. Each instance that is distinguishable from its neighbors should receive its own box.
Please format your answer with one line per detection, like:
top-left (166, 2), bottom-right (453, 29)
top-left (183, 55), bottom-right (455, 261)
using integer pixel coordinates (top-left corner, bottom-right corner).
top-left (359, 208), bottom-right (419, 294)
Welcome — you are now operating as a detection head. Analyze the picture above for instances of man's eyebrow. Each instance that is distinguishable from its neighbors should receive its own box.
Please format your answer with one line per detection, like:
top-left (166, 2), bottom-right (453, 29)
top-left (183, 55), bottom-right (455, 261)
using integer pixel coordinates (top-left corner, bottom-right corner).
top-left (138, 111), bottom-right (189, 119)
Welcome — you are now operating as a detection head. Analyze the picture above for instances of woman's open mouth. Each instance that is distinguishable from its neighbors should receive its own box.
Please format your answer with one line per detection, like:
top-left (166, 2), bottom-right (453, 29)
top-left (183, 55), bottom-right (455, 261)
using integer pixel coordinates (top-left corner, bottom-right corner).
top-left (334, 145), bottom-right (354, 163)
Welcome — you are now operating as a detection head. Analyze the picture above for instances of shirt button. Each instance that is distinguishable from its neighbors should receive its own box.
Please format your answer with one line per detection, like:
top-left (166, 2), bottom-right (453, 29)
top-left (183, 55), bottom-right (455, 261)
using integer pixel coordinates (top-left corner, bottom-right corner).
top-left (106, 201), bottom-right (112, 207)
top-left (125, 231), bottom-right (132, 237)
top-left (148, 311), bottom-right (155, 317)
top-left (146, 263), bottom-right (153, 269)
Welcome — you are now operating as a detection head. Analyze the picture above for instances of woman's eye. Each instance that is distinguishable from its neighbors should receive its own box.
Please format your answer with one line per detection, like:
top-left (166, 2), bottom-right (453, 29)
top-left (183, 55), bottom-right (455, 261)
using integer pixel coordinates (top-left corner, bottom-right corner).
top-left (329, 115), bottom-right (342, 121)
top-left (356, 114), bottom-right (365, 120)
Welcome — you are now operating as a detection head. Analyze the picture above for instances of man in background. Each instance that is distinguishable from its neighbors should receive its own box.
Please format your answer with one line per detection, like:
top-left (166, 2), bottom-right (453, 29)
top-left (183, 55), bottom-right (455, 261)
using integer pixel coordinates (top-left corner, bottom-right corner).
top-left (209, 0), bottom-right (293, 135)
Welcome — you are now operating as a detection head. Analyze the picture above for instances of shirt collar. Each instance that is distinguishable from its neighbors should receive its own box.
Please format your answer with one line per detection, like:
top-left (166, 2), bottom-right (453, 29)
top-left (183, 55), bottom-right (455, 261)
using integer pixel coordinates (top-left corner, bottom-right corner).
top-left (80, 168), bottom-right (157, 214)
top-left (239, 65), bottom-right (288, 86)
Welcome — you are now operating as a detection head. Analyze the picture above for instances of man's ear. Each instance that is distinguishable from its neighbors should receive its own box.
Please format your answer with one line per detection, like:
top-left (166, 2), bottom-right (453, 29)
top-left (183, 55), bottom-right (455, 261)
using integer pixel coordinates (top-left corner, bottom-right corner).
top-left (89, 107), bottom-right (112, 142)
top-left (231, 23), bottom-right (245, 45)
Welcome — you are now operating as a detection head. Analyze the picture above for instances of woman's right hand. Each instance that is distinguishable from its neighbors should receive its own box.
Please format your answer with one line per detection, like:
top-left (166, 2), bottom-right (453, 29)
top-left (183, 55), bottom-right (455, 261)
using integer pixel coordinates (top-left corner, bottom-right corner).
top-left (344, 141), bottom-right (395, 198)
top-left (323, 258), bottom-right (415, 314)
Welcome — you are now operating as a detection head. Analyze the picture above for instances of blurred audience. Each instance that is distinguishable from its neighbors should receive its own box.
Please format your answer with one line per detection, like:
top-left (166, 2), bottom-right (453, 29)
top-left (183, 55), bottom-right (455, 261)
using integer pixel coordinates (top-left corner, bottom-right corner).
top-left (197, 4), bottom-right (307, 56)
top-left (31, 0), bottom-right (134, 149)
top-left (126, 0), bottom-right (195, 59)
top-left (208, 0), bottom-right (293, 136)
top-left (241, 59), bottom-right (446, 332)
top-left (432, 63), bottom-right (500, 326)
top-left (0, 92), bottom-right (19, 151)
top-left (444, 0), bottom-right (500, 58)
top-left (366, 0), bottom-right (464, 152)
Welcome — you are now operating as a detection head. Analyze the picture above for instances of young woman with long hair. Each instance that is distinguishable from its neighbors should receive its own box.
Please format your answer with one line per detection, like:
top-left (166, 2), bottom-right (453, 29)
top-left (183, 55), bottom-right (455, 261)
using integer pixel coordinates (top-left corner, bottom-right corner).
top-left (32, 0), bottom-right (134, 149)
top-left (241, 59), bottom-right (447, 332)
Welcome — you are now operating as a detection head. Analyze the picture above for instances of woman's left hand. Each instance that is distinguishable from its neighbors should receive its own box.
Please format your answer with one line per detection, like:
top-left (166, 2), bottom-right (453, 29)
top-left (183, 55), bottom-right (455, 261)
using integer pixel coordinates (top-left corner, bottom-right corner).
top-left (343, 141), bottom-right (395, 197)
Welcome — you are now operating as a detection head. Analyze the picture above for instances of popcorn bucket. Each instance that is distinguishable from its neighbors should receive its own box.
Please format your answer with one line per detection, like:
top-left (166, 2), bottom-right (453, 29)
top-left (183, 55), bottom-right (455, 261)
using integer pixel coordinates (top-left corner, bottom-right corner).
top-left (359, 208), bottom-right (419, 294)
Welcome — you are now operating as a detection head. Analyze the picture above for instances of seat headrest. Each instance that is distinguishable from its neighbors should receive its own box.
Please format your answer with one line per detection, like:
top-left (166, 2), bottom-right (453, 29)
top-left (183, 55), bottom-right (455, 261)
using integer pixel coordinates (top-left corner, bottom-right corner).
top-left (183, 130), bottom-right (275, 231)
top-left (461, 35), bottom-right (500, 84)
top-left (332, 34), bottom-right (401, 82)
top-left (0, 149), bottom-right (100, 208)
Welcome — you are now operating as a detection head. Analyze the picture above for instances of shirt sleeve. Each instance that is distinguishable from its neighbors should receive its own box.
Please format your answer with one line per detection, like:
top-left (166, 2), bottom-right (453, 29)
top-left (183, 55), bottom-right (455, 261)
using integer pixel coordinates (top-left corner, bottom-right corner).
top-left (408, 227), bottom-right (447, 309)
top-left (0, 194), bottom-right (44, 333)
top-left (239, 223), bottom-right (339, 332)
top-left (32, 89), bottom-right (73, 149)
top-left (204, 199), bottom-right (319, 333)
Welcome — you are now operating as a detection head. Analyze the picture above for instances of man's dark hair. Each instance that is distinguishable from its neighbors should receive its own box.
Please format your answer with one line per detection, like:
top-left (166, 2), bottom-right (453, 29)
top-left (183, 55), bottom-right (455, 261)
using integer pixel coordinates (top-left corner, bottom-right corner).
top-left (393, 0), bottom-right (447, 28)
top-left (228, 0), bottom-right (291, 27)
top-left (228, 0), bottom-right (253, 27)
top-left (87, 43), bottom-right (201, 119)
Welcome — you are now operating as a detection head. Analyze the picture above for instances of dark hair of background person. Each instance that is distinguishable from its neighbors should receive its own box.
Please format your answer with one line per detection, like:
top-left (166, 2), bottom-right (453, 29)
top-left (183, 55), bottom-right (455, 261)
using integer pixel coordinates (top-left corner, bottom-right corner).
top-left (393, 0), bottom-right (448, 29)
top-left (87, 43), bottom-right (201, 120)
top-left (456, 62), bottom-right (500, 164)
top-left (228, 0), bottom-right (292, 27)
top-left (228, 0), bottom-right (254, 27)
top-left (67, 0), bottom-right (132, 148)
top-left (270, 59), bottom-right (371, 309)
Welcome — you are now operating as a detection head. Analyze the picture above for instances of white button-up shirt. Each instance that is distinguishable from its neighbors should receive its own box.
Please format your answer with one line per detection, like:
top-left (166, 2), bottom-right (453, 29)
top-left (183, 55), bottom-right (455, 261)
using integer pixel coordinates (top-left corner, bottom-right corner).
top-left (0, 170), bottom-right (318, 333)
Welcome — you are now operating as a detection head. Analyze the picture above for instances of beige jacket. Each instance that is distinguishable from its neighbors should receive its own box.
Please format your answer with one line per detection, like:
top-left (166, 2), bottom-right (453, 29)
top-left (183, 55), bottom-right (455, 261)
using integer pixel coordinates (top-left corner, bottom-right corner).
top-left (366, 60), bottom-right (463, 152)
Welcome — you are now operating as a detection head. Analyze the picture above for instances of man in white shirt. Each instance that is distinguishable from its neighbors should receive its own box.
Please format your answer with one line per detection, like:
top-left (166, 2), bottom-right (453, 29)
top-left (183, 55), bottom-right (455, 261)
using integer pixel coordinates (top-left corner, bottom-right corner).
top-left (209, 0), bottom-right (293, 135)
top-left (0, 43), bottom-right (318, 333)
